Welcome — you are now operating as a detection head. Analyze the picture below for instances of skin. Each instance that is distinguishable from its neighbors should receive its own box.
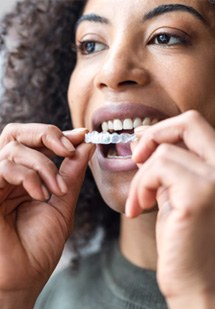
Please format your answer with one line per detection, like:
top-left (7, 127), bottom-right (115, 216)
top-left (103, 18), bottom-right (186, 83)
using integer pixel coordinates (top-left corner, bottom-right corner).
top-left (69, 0), bottom-right (215, 306)
top-left (69, 0), bottom-right (215, 211)
top-left (0, 126), bottom-right (95, 308)
top-left (0, 0), bottom-right (214, 308)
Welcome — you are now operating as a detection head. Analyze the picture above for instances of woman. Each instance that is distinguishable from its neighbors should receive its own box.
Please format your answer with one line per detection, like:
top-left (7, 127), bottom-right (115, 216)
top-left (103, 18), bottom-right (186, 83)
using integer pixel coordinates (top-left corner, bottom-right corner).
top-left (0, 0), bottom-right (215, 308)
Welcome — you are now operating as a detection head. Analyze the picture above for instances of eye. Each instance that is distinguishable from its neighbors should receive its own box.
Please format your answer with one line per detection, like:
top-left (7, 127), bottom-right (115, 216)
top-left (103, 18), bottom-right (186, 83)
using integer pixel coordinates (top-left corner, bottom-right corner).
top-left (149, 32), bottom-right (189, 46)
top-left (75, 40), bottom-right (107, 55)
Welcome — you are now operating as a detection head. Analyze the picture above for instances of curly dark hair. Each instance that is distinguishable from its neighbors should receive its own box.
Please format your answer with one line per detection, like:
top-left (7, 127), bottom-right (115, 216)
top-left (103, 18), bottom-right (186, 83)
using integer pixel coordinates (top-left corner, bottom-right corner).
top-left (0, 0), bottom-right (120, 260)
top-left (0, 0), bottom-right (214, 261)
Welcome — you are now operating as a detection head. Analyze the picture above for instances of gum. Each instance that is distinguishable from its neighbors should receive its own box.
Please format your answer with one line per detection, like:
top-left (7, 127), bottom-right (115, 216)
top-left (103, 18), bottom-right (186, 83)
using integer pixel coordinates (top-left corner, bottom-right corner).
top-left (85, 131), bottom-right (135, 144)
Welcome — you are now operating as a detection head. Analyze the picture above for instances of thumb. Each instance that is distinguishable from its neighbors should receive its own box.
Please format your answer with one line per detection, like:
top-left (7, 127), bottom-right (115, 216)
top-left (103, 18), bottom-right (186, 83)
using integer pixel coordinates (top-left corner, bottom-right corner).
top-left (49, 143), bottom-right (95, 227)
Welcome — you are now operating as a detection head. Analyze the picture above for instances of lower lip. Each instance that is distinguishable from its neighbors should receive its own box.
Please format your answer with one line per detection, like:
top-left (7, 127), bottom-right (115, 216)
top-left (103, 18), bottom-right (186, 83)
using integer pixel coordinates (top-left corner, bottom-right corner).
top-left (96, 145), bottom-right (137, 172)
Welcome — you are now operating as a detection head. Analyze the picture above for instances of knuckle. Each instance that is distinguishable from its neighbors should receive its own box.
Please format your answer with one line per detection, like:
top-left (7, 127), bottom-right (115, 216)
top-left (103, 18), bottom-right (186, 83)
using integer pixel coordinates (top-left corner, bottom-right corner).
top-left (7, 140), bottom-right (20, 149)
top-left (24, 169), bottom-right (38, 182)
top-left (2, 123), bottom-right (17, 135)
top-left (0, 159), bottom-right (11, 170)
top-left (155, 143), bottom-right (172, 159)
top-left (4, 141), bottom-right (21, 158)
top-left (0, 123), bottom-right (17, 146)
top-left (184, 110), bottom-right (202, 123)
top-left (45, 124), bottom-right (60, 136)
top-left (153, 156), bottom-right (169, 170)
top-left (41, 125), bottom-right (61, 143)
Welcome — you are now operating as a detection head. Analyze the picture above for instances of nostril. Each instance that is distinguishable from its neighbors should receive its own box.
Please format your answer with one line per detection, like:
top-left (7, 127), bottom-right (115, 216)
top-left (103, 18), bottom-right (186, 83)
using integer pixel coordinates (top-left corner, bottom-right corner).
top-left (119, 80), bottom-right (137, 86)
top-left (99, 80), bottom-right (138, 89)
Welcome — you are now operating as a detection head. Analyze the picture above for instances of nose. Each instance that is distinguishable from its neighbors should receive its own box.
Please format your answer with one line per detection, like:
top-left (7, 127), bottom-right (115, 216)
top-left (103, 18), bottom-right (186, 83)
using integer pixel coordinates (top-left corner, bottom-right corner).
top-left (95, 44), bottom-right (150, 91)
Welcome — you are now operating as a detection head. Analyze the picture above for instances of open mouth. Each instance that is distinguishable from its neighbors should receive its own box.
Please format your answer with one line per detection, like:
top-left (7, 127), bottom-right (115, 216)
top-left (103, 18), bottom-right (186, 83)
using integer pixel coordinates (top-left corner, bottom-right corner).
top-left (102, 140), bottom-right (132, 159)
top-left (90, 103), bottom-right (168, 171)
top-left (95, 116), bottom-right (158, 159)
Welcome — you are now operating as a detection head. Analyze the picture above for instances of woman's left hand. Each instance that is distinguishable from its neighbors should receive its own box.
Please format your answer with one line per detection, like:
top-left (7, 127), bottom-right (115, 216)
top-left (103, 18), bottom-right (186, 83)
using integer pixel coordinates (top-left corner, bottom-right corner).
top-left (126, 110), bottom-right (215, 307)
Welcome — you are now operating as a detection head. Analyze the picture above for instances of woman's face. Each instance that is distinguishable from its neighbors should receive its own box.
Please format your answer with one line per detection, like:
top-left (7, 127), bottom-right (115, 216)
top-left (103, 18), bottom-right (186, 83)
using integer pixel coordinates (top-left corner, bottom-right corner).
top-left (68, 0), bottom-right (215, 213)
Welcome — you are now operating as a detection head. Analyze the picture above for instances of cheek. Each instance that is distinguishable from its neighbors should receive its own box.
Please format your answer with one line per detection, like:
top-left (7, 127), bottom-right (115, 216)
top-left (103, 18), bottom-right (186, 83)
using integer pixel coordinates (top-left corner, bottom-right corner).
top-left (67, 63), bottom-right (107, 130)
top-left (67, 69), bottom-right (93, 129)
top-left (155, 56), bottom-right (215, 125)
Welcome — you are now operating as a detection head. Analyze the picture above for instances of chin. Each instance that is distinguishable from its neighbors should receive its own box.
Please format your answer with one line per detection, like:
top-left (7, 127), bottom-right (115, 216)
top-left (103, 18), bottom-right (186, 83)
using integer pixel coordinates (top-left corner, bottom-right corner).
top-left (99, 185), bottom-right (127, 213)
top-left (90, 166), bottom-right (136, 214)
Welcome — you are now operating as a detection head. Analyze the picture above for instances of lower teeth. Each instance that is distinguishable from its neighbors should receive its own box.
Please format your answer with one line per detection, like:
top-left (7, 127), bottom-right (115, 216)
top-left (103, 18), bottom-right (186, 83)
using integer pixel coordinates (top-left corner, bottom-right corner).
top-left (107, 154), bottom-right (132, 159)
top-left (107, 148), bottom-right (130, 159)
top-left (85, 132), bottom-right (135, 144)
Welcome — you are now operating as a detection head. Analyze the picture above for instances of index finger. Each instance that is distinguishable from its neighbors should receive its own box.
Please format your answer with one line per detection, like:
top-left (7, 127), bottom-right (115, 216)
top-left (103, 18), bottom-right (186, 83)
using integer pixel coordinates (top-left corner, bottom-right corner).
top-left (0, 123), bottom-right (88, 157)
top-left (133, 111), bottom-right (215, 165)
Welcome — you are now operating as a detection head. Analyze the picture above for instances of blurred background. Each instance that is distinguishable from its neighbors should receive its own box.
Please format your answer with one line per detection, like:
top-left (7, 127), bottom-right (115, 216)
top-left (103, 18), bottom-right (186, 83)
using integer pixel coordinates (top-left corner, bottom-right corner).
top-left (0, 0), bottom-right (71, 272)
top-left (0, 0), bottom-right (101, 272)
top-left (0, 0), bottom-right (18, 17)
top-left (0, 0), bottom-right (19, 96)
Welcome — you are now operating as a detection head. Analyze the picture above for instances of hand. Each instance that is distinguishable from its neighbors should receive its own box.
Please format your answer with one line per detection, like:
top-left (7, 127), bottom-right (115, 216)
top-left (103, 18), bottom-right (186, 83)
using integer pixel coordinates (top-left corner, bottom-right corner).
top-left (0, 124), bottom-right (95, 306)
top-left (126, 111), bottom-right (215, 307)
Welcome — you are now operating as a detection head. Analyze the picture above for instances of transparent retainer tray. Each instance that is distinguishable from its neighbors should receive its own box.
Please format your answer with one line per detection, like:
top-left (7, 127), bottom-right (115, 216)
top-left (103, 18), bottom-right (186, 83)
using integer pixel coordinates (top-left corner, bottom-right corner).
top-left (85, 131), bottom-right (135, 144)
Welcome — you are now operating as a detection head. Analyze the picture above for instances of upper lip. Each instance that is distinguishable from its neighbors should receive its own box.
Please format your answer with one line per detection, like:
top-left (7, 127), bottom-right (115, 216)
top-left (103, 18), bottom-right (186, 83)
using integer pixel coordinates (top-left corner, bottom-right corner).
top-left (92, 103), bottom-right (170, 131)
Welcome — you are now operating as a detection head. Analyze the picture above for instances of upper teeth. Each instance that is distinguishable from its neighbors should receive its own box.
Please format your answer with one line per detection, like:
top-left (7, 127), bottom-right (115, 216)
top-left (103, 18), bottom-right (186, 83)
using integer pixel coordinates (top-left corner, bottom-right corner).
top-left (101, 117), bottom-right (157, 132)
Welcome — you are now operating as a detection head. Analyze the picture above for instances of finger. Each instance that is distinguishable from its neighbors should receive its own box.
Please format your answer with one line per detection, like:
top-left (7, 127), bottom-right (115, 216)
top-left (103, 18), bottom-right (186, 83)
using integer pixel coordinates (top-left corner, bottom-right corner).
top-left (128, 142), bottom-right (205, 216)
top-left (149, 143), bottom-right (215, 181)
top-left (0, 159), bottom-right (49, 201)
top-left (133, 111), bottom-right (215, 164)
top-left (126, 155), bottom-right (214, 218)
top-left (36, 128), bottom-right (88, 159)
top-left (0, 141), bottom-right (67, 196)
top-left (63, 128), bottom-right (88, 146)
top-left (49, 143), bottom-right (95, 231)
top-left (125, 164), bottom-right (156, 218)
top-left (0, 123), bottom-right (86, 157)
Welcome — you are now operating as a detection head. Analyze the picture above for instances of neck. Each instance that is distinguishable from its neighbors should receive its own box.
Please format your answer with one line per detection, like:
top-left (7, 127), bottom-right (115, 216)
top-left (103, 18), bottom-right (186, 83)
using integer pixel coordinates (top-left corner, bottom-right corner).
top-left (119, 211), bottom-right (157, 271)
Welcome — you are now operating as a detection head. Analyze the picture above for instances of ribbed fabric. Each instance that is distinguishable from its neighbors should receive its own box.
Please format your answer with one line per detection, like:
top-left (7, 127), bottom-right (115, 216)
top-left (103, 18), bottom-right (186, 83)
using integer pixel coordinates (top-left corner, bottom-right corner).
top-left (35, 241), bottom-right (167, 309)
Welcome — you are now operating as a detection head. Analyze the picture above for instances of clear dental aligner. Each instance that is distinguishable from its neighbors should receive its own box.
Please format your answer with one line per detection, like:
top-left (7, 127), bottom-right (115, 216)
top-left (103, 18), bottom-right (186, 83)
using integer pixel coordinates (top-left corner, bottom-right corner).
top-left (85, 131), bottom-right (136, 144)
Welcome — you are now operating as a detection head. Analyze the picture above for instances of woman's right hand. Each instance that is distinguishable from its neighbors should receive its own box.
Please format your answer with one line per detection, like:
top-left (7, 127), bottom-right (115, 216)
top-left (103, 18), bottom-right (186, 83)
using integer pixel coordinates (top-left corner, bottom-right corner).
top-left (0, 123), bottom-right (94, 308)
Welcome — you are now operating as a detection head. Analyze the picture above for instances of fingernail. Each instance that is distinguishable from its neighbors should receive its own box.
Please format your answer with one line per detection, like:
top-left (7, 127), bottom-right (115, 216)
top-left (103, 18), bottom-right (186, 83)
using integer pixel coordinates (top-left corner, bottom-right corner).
top-left (61, 136), bottom-right (75, 152)
top-left (72, 128), bottom-right (88, 133)
top-left (63, 128), bottom-right (88, 135)
top-left (56, 174), bottom-right (68, 194)
top-left (41, 185), bottom-right (50, 200)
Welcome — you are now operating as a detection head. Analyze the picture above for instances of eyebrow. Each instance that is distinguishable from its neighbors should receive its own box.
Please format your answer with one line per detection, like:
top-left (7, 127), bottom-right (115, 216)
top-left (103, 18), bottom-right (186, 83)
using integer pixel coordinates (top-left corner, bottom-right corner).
top-left (143, 4), bottom-right (207, 25)
top-left (75, 13), bottom-right (109, 29)
top-left (76, 3), bottom-right (207, 30)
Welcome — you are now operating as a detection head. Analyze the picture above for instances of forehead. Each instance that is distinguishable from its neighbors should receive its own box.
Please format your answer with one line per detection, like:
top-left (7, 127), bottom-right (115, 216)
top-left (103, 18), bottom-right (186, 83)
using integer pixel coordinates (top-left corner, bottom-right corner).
top-left (83, 0), bottom-right (215, 26)
top-left (84, 0), bottom-right (212, 9)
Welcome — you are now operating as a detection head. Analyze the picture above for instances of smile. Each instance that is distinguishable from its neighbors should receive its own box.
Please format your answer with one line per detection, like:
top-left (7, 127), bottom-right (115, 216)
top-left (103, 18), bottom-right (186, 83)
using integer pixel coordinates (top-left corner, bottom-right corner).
top-left (101, 117), bottom-right (158, 132)
top-left (100, 116), bottom-right (157, 160)
top-left (85, 116), bottom-right (158, 145)
top-left (90, 103), bottom-right (167, 172)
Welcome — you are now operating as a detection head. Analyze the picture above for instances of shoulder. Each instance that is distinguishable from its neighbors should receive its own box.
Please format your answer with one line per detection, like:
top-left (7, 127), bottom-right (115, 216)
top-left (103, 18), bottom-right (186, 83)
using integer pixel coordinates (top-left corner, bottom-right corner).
top-left (35, 250), bottom-right (105, 309)
top-left (35, 242), bottom-right (167, 309)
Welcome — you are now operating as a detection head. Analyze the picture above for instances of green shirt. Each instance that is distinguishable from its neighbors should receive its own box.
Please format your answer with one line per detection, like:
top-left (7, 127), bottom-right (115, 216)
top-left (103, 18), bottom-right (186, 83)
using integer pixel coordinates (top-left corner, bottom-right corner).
top-left (35, 241), bottom-right (167, 309)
